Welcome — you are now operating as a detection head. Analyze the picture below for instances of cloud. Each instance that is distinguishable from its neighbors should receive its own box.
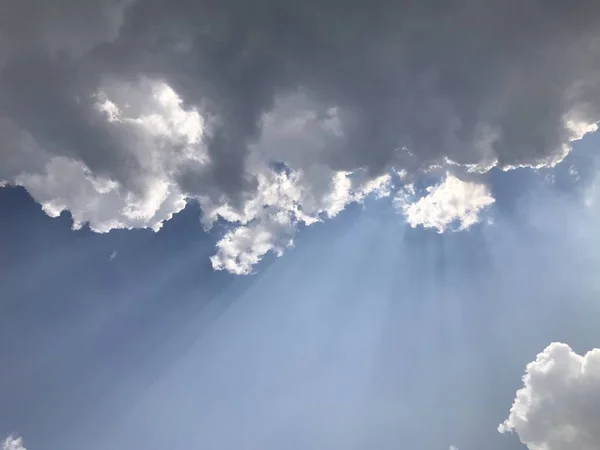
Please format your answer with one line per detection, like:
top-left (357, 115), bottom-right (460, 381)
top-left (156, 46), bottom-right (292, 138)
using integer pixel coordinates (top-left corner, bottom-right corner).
top-left (208, 169), bottom-right (392, 274)
top-left (2, 436), bottom-right (26, 450)
top-left (1, 0), bottom-right (600, 272)
top-left (0, 0), bottom-right (135, 62)
top-left (395, 174), bottom-right (495, 232)
top-left (499, 342), bottom-right (600, 450)
top-left (11, 79), bottom-right (195, 233)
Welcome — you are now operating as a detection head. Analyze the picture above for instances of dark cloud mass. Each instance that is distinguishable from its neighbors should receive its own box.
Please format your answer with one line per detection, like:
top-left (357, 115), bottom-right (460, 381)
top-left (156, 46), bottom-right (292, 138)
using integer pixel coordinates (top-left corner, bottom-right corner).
top-left (112, 0), bottom-right (600, 169)
top-left (1, 0), bottom-right (599, 272)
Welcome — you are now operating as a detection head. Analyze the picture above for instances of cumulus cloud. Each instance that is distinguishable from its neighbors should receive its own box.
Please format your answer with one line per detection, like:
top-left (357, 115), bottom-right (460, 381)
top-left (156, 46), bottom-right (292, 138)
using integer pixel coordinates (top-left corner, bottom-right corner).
top-left (11, 79), bottom-right (197, 232)
top-left (2, 436), bottom-right (26, 450)
top-left (395, 174), bottom-right (495, 232)
top-left (209, 168), bottom-right (392, 274)
top-left (1, 0), bottom-right (600, 272)
top-left (499, 342), bottom-right (600, 450)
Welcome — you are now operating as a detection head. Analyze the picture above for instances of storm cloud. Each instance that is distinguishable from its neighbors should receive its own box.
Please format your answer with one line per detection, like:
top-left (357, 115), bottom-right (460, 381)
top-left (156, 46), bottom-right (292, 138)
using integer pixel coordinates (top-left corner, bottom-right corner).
top-left (1, 0), bottom-right (599, 273)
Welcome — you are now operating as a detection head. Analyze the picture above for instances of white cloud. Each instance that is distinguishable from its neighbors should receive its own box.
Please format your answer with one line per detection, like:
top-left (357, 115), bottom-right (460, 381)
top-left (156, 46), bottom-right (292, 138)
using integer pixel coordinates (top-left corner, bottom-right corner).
top-left (565, 118), bottom-right (599, 143)
top-left (15, 155), bottom-right (188, 233)
top-left (394, 174), bottom-right (495, 233)
top-left (2, 436), bottom-right (26, 450)
top-left (499, 342), bottom-right (600, 450)
top-left (207, 166), bottom-right (392, 275)
top-left (210, 209), bottom-right (296, 275)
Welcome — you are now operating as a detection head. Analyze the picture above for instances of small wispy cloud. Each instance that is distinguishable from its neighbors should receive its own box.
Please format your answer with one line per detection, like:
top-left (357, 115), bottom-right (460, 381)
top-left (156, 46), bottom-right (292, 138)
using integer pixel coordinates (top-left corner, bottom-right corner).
top-left (109, 250), bottom-right (117, 261)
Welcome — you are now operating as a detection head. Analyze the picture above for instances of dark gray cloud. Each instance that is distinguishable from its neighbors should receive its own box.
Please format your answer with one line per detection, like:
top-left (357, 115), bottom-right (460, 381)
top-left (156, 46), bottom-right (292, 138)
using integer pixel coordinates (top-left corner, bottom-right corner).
top-left (1, 0), bottom-right (599, 272)
top-left (106, 0), bottom-right (600, 168)
top-left (0, 0), bottom-right (135, 66)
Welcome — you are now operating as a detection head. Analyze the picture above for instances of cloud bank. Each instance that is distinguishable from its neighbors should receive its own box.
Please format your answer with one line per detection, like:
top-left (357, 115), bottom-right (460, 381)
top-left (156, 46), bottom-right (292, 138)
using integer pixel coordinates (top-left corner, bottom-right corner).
top-left (499, 342), bottom-right (600, 450)
top-left (1, 0), bottom-right (600, 273)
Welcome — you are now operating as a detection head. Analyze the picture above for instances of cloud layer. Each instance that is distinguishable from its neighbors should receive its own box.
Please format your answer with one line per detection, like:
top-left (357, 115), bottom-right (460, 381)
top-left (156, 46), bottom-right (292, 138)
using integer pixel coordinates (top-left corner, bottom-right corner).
top-left (499, 342), bottom-right (600, 450)
top-left (2, 0), bottom-right (600, 272)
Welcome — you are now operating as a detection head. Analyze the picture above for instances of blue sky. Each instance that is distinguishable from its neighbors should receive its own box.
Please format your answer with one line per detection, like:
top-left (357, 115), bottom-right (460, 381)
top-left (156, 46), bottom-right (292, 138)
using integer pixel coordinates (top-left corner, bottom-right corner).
top-left (2, 132), bottom-right (600, 450)
top-left (3, 2), bottom-right (600, 449)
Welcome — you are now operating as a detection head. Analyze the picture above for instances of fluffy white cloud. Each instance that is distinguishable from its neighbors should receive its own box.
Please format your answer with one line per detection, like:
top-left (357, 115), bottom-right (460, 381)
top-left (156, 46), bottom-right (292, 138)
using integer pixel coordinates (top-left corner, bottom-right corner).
top-left (2, 436), bottom-right (26, 450)
top-left (499, 342), bottom-right (600, 450)
top-left (395, 174), bottom-right (495, 233)
top-left (15, 155), bottom-right (188, 233)
top-left (208, 167), bottom-right (392, 275)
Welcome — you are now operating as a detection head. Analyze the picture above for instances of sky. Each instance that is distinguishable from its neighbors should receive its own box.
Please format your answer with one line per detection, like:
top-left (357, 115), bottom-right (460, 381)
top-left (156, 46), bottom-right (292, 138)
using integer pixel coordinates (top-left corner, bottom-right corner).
top-left (1, 1), bottom-right (600, 449)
